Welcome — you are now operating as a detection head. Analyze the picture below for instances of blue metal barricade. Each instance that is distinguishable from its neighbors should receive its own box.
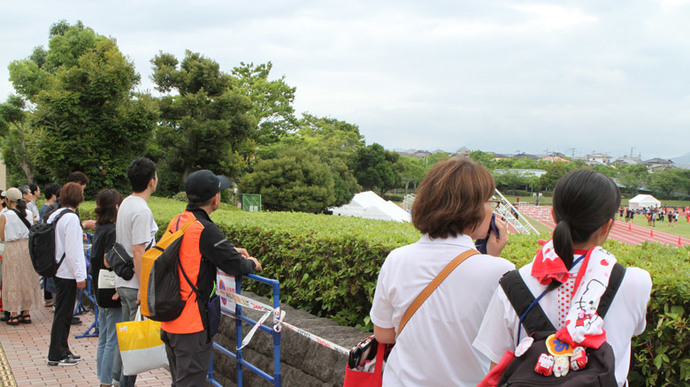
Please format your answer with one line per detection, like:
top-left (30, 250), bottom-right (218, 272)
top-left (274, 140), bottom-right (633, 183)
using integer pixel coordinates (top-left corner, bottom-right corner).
top-left (207, 273), bottom-right (281, 387)
top-left (75, 232), bottom-right (99, 338)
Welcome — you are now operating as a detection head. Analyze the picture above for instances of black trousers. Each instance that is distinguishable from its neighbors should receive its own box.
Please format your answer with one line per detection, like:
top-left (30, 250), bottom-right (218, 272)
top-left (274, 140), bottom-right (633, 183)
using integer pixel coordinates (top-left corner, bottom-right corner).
top-left (48, 277), bottom-right (76, 361)
top-left (161, 330), bottom-right (212, 387)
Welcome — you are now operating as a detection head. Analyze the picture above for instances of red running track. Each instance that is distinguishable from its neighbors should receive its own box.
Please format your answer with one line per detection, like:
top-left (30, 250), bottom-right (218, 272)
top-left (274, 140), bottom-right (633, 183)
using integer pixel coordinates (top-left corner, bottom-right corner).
top-left (517, 204), bottom-right (690, 246)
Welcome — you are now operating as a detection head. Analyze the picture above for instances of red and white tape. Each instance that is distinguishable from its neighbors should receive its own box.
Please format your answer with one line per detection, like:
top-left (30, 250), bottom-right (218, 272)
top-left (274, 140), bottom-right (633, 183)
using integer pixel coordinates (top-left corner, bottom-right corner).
top-left (216, 287), bottom-right (350, 355)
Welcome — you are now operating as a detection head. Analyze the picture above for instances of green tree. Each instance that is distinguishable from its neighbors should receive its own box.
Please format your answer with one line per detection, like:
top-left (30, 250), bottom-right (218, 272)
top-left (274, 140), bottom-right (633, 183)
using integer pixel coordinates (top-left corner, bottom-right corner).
top-left (292, 114), bottom-right (363, 206)
top-left (649, 169), bottom-right (682, 199)
top-left (397, 155), bottom-right (426, 193)
top-left (469, 150), bottom-right (495, 169)
top-left (352, 143), bottom-right (402, 196)
top-left (232, 62), bottom-right (297, 146)
top-left (0, 95), bottom-right (35, 183)
top-left (619, 164), bottom-right (649, 195)
top-left (239, 148), bottom-right (335, 212)
top-left (539, 162), bottom-right (576, 191)
top-left (6, 20), bottom-right (157, 194)
top-left (151, 51), bottom-right (255, 194)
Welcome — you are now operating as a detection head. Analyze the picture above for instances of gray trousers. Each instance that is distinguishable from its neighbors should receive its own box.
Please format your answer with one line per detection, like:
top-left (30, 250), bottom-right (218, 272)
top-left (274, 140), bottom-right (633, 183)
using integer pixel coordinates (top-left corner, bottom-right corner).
top-left (160, 329), bottom-right (212, 387)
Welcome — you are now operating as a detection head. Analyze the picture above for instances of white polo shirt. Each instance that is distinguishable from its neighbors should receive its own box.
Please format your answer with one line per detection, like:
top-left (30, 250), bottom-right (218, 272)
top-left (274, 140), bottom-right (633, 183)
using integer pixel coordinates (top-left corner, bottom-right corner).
top-left (370, 234), bottom-right (514, 386)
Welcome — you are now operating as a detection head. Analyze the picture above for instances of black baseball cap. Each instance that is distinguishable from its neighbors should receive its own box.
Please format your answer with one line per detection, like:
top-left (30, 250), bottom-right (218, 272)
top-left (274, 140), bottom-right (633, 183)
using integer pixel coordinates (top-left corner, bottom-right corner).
top-left (185, 169), bottom-right (232, 202)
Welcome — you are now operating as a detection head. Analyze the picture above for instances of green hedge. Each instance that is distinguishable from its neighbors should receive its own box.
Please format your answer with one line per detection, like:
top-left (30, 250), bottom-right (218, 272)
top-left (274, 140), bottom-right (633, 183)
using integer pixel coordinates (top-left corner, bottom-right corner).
top-left (79, 198), bottom-right (690, 386)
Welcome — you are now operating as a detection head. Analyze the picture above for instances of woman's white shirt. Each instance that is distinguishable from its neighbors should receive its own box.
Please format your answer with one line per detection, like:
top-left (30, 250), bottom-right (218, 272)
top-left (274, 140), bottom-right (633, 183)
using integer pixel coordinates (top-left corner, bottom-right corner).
top-left (370, 234), bottom-right (514, 387)
top-left (473, 260), bottom-right (652, 387)
top-left (1, 208), bottom-right (33, 241)
top-left (48, 208), bottom-right (87, 282)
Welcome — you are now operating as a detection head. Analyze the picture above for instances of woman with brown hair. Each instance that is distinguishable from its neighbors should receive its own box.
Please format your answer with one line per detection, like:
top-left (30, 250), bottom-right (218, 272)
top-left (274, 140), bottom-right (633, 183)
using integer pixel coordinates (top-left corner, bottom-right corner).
top-left (0, 187), bottom-right (40, 326)
top-left (46, 182), bottom-right (87, 366)
top-left (369, 158), bottom-right (514, 386)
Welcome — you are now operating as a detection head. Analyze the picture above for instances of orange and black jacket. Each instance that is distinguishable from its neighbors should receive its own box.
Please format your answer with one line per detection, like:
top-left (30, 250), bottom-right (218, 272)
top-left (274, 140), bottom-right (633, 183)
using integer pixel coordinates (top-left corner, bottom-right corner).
top-left (160, 207), bottom-right (256, 335)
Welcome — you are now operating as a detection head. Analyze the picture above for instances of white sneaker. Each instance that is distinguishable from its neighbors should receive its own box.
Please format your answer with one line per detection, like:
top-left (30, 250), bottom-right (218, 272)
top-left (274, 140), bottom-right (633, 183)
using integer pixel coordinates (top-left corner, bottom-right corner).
top-left (47, 357), bottom-right (78, 366)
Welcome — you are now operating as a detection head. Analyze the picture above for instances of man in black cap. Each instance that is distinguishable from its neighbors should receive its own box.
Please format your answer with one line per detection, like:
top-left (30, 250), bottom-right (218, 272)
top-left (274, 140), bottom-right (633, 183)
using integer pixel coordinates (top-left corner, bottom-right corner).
top-left (160, 169), bottom-right (261, 387)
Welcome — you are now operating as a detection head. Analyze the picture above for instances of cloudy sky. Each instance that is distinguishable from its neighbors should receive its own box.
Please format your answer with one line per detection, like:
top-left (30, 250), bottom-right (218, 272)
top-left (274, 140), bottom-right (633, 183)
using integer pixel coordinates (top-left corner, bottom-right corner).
top-left (2, 0), bottom-right (690, 160)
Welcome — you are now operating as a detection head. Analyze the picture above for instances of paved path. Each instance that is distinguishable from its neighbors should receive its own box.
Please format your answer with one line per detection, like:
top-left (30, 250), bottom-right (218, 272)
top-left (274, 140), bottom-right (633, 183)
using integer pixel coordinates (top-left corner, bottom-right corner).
top-left (0, 298), bottom-right (171, 386)
top-left (518, 204), bottom-right (690, 246)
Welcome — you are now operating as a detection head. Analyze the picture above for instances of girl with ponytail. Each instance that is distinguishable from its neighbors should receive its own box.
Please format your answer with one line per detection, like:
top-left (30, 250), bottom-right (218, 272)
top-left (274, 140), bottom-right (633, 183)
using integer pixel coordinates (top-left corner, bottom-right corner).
top-left (474, 170), bottom-right (652, 386)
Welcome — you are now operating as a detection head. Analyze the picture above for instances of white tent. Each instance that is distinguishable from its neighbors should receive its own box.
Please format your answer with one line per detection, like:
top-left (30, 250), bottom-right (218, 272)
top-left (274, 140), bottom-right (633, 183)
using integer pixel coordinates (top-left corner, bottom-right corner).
top-left (329, 191), bottom-right (411, 222)
top-left (628, 194), bottom-right (661, 210)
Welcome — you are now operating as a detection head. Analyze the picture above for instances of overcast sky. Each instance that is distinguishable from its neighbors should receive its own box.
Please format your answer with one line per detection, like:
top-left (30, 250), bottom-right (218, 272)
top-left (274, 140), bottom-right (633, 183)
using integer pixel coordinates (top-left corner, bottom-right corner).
top-left (2, 0), bottom-right (690, 160)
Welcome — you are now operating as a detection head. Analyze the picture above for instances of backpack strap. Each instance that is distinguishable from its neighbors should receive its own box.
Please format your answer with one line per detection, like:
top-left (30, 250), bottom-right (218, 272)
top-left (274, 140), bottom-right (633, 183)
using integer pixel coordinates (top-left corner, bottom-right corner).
top-left (12, 208), bottom-right (32, 231)
top-left (397, 249), bottom-right (478, 336)
top-left (49, 209), bottom-right (76, 272)
top-left (501, 261), bottom-right (627, 336)
top-left (500, 270), bottom-right (556, 335)
top-left (173, 217), bottom-right (202, 298)
top-left (596, 263), bottom-right (626, 318)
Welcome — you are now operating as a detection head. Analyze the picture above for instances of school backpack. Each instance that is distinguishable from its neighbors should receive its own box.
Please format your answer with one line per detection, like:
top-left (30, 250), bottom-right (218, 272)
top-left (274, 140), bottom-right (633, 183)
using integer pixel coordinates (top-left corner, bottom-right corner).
top-left (141, 217), bottom-right (198, 321)
top-left (28, 209), bottom-right (75, 277)
top-left (496, 263), bottom-right (626, 387)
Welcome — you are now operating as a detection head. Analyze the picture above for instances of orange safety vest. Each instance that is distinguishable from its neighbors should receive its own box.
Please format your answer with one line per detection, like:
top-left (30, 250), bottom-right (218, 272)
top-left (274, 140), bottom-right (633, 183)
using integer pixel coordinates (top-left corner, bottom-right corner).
top-left (160, 211), bottom-right (205, 334)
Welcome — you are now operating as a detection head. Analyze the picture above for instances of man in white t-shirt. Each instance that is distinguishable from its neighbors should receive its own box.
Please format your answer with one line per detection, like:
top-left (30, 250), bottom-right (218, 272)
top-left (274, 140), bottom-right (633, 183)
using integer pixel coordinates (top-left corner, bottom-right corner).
top-left (114, 157), bottom-right (158, 387)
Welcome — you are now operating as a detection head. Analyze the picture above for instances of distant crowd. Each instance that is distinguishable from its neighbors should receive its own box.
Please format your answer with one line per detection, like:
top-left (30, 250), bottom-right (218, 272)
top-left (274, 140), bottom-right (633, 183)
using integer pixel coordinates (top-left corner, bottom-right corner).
top-left (619, 205), bottom-right (689, 225)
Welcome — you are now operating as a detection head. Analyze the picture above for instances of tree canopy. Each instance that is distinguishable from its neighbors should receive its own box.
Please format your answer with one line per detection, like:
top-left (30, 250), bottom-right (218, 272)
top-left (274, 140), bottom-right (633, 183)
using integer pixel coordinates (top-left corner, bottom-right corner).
top-left (4, 20), bottom-right (157, 194)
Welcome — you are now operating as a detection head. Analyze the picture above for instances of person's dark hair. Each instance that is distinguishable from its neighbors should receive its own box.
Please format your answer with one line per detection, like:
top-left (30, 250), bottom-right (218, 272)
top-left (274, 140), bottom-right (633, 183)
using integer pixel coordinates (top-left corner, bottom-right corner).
top-left (66, 171), bottom-right (89, 186)
top-left (95, 189), bottom-right (123, 225)
top-left (187, 196), bottom-right (213, 209)
top-left (552, 169), bottom-right (621, 269)
top-left (0, 190), bottom-right (4, 208)
top-left (44, 183), bottom-right (61, 200)
top-left (59, 182), bottom-right (84, 208)
top-left (127, 157), bottom-right (156, 193)
top-left (28, 184), bottom-right (39, 196)
top-left (411, 158), bottom-right (495, 239)
top-left (14, 198), bottom-right (27, 214)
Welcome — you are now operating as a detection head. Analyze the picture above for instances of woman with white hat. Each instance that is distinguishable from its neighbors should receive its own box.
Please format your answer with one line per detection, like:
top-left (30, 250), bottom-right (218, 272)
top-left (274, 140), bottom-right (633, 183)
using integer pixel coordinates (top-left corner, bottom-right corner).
top-left (0, 187), bottom-right (40, 325)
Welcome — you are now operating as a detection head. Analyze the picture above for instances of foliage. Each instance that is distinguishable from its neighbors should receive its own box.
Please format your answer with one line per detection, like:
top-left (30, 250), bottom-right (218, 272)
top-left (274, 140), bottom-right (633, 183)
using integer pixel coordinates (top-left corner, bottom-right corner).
top-left (397, 155), bottom-right (426, 193)
top-left (5, 20), bottom-right (157, 196)
top-left (239, 147), bottom-right (336, 212)
top-left (293, 114), bottom-right (364, 206)
top-left (649, 169), bottom-right (687, 199)
top-left (231, 62), bottom-right (297, 146)
top-left (539, 161), bottom-right (577, 190)
top-left (620, 164), bottom-right (650, 195)
top-left (351, 143), bottom-right (402, 196)
top-left (0, 95), bottom-right (36, 184)
top-left (151, 50), bottom-right (255, 194)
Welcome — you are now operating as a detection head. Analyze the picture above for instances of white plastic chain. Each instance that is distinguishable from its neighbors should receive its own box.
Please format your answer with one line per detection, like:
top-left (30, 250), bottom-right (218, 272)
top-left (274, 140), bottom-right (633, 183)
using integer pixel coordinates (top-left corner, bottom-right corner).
top-left (215, 287), bottom-right (349, 355)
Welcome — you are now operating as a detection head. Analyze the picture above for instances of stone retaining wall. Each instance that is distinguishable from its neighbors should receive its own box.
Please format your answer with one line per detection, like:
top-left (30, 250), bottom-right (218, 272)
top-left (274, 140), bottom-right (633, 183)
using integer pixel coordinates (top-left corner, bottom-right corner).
top-left (211, 291), bottom-right (370, 386)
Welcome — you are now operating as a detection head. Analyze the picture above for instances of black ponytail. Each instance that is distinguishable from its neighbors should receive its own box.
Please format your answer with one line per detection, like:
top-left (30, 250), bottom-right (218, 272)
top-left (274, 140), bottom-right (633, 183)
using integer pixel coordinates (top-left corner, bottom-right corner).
top-left (553, 219), bottom-right (574, 269)
top-left (552, 169), bottom-right (621, 270)
top-left (15, 198), bottom-right (27, 215)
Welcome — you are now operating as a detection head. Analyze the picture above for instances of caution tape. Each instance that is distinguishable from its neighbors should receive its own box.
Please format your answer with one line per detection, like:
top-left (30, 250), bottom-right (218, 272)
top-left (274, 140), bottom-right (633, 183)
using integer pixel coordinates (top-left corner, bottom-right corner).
top-left (216, 287), bottom-right (350, 356)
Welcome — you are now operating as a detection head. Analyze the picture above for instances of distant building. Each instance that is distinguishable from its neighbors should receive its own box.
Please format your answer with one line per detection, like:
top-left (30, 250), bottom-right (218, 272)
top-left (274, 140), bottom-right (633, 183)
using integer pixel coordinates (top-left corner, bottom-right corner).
top-left (644, 158), bottom-right (675, 171)
top-left (613, 155), bottom-right (641, 166)
top-left (539, 153), bottom-right (570, 163)
top-left (585, 153), bottom-right (611, 166)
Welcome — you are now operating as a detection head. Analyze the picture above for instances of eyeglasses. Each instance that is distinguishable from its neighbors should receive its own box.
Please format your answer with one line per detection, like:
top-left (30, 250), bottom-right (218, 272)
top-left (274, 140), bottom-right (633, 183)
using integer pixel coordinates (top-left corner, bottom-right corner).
top-left (488, 199), bottom-right (501, 209)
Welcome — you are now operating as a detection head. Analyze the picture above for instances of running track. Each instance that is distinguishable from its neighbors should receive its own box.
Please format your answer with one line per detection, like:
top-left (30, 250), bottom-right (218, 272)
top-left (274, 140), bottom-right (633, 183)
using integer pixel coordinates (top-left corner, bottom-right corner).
top-left (518, 204), bottom-right (690, 246)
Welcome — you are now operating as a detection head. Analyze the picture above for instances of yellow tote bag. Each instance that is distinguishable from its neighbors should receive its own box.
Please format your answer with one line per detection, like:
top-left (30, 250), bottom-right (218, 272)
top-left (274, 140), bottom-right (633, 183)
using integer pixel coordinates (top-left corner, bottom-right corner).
top-left (116, 308), bottom-right (168, 376)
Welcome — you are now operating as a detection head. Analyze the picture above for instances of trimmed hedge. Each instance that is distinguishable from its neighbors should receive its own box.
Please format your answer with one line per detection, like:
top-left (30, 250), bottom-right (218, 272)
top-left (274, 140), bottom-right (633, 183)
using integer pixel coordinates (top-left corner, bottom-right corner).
top-left (79, 199), bottom-right (690, 385)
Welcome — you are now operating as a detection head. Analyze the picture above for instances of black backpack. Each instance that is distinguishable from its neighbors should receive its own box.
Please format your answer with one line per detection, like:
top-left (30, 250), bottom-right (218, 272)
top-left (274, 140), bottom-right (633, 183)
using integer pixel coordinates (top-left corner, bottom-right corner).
top-left (497, 263), bottom-right (626, 387)
top-left (28, 208), bottom-right (75, 277)
top-left (145, 218), bottom-right (198, 322)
